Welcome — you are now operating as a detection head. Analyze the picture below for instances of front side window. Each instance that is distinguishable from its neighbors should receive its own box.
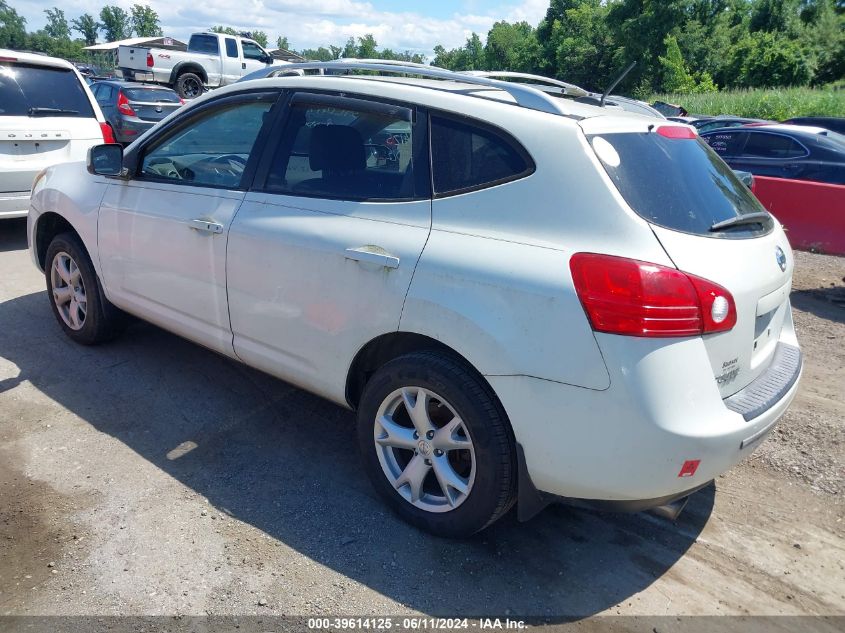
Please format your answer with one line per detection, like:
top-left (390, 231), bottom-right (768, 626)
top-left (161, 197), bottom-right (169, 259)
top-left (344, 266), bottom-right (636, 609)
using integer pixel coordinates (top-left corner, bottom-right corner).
top-left (264, 95), bottom-right (416, 200)
top-left (742, 132), bottom-right (807, 159)
top-left (140, 98), bottom-right (274, 189)
top-left (430, 115), bottom-right (533, 196)
top-left (242, 41), bottom-right (266, 61)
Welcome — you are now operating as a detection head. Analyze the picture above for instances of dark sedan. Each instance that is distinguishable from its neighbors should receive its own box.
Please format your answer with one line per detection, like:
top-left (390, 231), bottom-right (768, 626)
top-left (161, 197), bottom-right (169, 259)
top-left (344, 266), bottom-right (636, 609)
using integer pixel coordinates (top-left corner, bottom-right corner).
top-left (782, 116), bottom-right (845, 135)
top-left (90, 80), bottom-right (183, 145)
top-left (701, 124), bottom-right (845, 185)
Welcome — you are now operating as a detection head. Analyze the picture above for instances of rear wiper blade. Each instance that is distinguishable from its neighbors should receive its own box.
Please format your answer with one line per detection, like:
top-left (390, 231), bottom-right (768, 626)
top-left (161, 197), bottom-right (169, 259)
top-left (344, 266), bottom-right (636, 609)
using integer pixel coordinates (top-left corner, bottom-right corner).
top-left (28, 107), bottom-right (79, 116)
top-left (710, 212), bottom-right (771, 232)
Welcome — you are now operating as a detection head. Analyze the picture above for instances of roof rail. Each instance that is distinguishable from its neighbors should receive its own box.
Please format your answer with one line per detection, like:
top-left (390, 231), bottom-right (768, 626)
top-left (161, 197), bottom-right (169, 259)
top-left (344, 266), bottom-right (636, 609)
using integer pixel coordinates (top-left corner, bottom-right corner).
top-left (272, 60), bottom-right (573, 117)
top-left (461, 71), bottom-right (589, 98)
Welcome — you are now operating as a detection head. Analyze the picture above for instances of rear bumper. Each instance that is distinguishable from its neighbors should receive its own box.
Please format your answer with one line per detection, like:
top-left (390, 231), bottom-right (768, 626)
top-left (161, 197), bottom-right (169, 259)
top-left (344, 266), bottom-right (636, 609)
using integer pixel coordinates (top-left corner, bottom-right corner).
top-left (113, 118), bottom-right (155, 144)
top-left (491, 306), bottom-right (802, 512)
top-left (0, 191), bottom-right (30, 219)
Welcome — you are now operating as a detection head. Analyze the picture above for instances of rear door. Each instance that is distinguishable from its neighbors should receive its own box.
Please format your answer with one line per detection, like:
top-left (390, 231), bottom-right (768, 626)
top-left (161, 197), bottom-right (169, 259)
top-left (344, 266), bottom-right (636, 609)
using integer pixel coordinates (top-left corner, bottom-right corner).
top-left (226, 92), bottom-right (431, 403)
top-left (582, 119), bottom-right (794, 398)
top-left (0, 59), bottom-right (102, 213)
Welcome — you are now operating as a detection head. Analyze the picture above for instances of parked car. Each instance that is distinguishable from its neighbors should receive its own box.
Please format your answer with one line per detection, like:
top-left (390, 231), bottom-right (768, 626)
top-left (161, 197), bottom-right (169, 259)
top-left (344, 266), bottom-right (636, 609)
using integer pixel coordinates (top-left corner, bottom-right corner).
top-left (694, 116), bottom-right (772, 133)
top-left (701, 124), bottom-right (845, 185)
top-left (782, 116), bottom-right (845, 135)
top-left (91, 80), bottom-right (183, 145)
top-left (28, 62), bottom-right (802, 537)
top-left (118, 32), bottom-right (292, 99)
top-left (1, 48), bottom-right (113, 220)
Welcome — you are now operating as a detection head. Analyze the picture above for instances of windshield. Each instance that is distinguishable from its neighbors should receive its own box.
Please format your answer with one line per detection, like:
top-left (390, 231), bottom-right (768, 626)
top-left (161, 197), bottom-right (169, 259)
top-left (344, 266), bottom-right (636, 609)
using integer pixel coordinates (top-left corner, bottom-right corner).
top-left (0, 63), bottom-right (94, 118)
top-left (589, 132), bottom-right (773, 238)
top-left (124, 88), bottom-right (180, 103)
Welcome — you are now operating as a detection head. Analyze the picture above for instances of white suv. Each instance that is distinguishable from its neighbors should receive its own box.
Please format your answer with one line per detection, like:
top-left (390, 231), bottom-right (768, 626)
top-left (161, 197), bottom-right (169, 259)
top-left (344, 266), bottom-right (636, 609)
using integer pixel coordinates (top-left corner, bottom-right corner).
top-left (1, 49), bottom-right (113, 219)
top-left (27, 62), bottom-right (802, 537)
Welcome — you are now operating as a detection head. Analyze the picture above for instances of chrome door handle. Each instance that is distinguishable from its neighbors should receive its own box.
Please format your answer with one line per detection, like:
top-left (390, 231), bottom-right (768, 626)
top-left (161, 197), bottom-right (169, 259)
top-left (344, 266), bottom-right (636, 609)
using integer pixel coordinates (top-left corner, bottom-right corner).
top-left (188, 219), bottom-right (223, 234)
top-left (345, 246), bottom-right (400, 269)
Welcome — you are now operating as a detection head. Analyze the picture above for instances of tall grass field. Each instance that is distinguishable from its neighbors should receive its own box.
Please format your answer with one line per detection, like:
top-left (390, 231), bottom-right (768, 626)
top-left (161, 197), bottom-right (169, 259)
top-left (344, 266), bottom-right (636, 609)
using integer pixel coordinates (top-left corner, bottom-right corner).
top-left (651, 86), bottom-right (844, 120)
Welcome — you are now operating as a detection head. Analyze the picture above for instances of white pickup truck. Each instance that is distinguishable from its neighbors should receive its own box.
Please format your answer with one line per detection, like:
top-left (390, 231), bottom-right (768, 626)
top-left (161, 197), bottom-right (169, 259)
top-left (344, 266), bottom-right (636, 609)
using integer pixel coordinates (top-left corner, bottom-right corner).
top-left (118, 32), bottom-right (291, 99)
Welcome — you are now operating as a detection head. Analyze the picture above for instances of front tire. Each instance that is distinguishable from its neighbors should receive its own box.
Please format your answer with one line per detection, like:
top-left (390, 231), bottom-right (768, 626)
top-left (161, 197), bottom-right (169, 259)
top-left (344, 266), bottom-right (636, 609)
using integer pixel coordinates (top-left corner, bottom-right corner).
top-left (357, 352), bottom-right (517, 537)
top-left (45, 232), bottom-right (122, 345)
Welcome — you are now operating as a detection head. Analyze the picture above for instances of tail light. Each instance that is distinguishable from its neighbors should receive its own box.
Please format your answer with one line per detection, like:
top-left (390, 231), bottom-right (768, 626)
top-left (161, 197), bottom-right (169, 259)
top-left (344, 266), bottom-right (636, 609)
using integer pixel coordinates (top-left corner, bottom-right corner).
top-left (99, 122), bottom-right (115, 143)
top-left (117, 91), bottom-right (136, 116)
top-left (570, 253), bottom-right (737, 337)
top-left (179, 98), bottom-right (185, 105)
top-left (146, 52), bottom-right (154, 67)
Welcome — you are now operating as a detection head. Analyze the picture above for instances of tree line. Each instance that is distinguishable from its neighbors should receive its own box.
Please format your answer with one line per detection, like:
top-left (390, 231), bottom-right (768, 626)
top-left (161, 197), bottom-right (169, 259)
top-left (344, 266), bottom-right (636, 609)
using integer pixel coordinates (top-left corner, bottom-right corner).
top-left (432, 0), bottom-right (844, 94)
top-left (0, 1), bottom-right (161, 59)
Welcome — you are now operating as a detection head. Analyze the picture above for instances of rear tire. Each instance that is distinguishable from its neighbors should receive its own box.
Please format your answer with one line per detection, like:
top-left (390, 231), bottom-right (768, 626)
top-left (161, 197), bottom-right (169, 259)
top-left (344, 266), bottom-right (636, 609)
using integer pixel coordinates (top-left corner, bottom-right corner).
top-left (175, 72), bottom-right (203, 100)
top-left (45, 232), bottom-right (123, 345)
top-left (356, 351), bottom-right (517, 537)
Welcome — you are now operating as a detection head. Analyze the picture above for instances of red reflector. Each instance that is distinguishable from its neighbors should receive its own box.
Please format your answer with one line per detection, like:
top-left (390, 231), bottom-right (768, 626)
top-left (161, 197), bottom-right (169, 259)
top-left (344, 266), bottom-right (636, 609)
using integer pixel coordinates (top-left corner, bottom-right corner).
top-left (656, 125), bottom-right (697, 139)
top-left (678, 460), bottom-right (701, 477)
top-left (117, 90), bottom-right (136, 116)
top-left (569, 253), bottom-right (737, 337)
top-left (99, 122), bottom-right (115, 143)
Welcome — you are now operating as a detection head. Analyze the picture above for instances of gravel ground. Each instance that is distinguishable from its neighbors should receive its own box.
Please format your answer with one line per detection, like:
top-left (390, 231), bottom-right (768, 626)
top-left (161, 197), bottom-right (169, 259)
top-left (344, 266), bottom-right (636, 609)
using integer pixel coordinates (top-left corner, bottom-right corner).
top-left (0, 218), bottom-right (842, 624)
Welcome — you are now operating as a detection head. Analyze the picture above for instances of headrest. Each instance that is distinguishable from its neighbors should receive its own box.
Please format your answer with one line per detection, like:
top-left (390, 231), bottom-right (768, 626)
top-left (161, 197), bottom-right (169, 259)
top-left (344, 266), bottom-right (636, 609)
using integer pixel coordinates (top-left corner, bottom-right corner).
top-left (309, 125), bottom-right (365, 172)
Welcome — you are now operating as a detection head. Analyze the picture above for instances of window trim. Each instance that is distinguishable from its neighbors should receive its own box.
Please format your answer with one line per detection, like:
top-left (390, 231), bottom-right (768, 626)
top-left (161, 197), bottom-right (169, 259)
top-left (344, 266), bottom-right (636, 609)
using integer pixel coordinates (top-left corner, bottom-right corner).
top-left (738, 131), bottom-right (810, 161)
top-left (428, 110), bottom-right (536, 199)
top-left (251, 89), bottom-right (432, 203)
top-left (127, 90), bottom-right (283, 192)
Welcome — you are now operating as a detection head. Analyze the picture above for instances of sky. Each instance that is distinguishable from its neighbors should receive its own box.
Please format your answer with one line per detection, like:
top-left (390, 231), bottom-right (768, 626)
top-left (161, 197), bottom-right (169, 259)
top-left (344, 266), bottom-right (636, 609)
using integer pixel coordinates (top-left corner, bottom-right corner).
top-left (10, 0), bottom-right (550, 57)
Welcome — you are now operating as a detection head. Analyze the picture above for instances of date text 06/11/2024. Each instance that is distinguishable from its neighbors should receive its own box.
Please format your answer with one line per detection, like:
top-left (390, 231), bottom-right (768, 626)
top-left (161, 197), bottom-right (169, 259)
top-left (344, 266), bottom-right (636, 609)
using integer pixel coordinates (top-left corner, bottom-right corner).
top-left (306, 617), bottom-right (527, 630)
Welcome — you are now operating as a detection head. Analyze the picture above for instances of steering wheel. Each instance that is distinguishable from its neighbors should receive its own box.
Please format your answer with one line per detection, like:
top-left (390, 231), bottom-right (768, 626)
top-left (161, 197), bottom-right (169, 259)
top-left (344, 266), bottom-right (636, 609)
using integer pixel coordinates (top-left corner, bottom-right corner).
top-left (210, 154), bottom-right (247, 168)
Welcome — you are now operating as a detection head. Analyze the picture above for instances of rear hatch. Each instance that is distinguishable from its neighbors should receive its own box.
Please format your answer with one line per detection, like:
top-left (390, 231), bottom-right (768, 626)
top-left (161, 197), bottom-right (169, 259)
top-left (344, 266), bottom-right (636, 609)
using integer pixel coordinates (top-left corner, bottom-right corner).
top-left (581, 118), bottom-right (793, 397)
top-left (122, 87), bottom-right (182, 123)
top-left (1, 60), bottom-right (102, 193)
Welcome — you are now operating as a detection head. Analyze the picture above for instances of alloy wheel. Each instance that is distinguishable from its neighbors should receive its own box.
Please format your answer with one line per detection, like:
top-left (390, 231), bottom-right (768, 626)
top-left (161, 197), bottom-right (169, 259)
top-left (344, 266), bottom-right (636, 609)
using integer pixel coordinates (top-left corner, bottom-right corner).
top-left (50, 251), bottom-right (87, 331)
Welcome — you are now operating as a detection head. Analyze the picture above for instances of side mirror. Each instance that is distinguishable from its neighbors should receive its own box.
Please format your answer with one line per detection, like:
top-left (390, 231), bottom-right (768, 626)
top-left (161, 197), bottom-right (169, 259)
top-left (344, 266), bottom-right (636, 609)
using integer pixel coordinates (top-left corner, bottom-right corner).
top-left (87, 144), bottom-right (125, 177)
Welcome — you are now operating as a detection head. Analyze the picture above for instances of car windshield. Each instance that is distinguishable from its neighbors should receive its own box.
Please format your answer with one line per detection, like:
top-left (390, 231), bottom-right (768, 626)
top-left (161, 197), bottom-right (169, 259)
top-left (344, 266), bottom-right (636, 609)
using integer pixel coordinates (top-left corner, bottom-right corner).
top-left (590, 131), bottom-right (773, 238)
top-left (0, 62), bottom-right (94, 117)
top-left (124, 88), bottom-right (180, 103)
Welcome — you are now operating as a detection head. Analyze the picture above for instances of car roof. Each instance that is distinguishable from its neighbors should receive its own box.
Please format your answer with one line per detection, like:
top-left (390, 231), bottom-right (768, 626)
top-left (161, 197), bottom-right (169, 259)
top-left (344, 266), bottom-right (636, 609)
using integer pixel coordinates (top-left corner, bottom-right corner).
top-left (754, 123), bottom-right (831, 135)
top-left (0, 48), bottom-right (77, 71)
top-left (95, 80), bottom-right (173, 90)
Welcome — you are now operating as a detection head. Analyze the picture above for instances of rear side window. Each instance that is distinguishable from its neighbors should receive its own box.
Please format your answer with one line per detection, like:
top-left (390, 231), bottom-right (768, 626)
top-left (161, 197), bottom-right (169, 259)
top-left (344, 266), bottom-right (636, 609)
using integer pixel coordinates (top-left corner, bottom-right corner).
top-left (742, 132), bottom-right (807, 159)
top-left (590, 132), bottom-right (773, 238)
top-left (431, 115), bottom-right (533, 195)
top-left (0, 63), bottom-right (95, 118)
top-left (124, 88), bottom-right (180, 103)
top-left (702, 131), bottom-right (746, 157)
top-left (190, 34), bottom-right (219, 55)
top-left (225, 38), bottom-right (238, 58)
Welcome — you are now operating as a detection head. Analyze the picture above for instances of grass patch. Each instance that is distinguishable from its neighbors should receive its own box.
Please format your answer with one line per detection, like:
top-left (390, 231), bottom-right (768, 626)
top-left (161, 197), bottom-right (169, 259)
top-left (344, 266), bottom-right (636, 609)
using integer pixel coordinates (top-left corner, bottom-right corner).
top-left (652, 86), bottom-right (845, 120)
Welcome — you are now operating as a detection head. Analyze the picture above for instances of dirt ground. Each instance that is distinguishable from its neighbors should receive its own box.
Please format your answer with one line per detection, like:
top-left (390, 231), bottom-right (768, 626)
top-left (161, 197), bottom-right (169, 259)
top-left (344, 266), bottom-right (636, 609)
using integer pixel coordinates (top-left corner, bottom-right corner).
top-left (0, 217), bottom-right (842, 626)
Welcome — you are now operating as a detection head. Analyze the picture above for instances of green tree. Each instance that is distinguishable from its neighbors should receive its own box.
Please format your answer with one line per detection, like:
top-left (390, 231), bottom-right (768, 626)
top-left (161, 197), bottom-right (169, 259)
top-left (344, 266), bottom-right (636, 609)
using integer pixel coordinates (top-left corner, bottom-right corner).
top-left (72, 13), bottom-right (99, 46)
top-left (725, 30), bottom-right (814, 86)
top-left (210, 26), bottom-right (239, 35)
top-left (276, 35), bottom-right (289, 50)
top-left (44, 7), bottom-right (70, 40)
top-left (0, 0), bottom-right (27, 48)
top-left (251, 30), bottom-right (268, 47)
top-left (99, 5), bottom-right (132, 42)
top-left (341, 36), bottom-right (357, 58)
top-left (299, 46), bottom-right (335, 61)
top-left (659, 34), bottom-right (698, 92)
top-left (356, 33), bottom-right (378, 58)
top-left (484, 21), bottom-right (541, 73)
top-left (130, 4), bottom-right (161, 37)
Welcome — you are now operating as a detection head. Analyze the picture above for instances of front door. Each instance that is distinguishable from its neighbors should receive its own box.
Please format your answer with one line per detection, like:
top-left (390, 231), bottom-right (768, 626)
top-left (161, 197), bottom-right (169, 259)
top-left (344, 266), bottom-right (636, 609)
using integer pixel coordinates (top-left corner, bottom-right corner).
top-left (97, 92), bottom-right (279, 355)
top-left (227, 92), bottom-right (431, 403)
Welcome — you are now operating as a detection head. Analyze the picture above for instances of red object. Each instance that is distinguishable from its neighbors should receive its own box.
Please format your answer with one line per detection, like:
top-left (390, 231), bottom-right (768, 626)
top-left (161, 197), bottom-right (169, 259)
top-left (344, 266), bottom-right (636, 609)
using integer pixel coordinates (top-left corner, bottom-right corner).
top-left (117, 90), bottom-right (136, 116)
top-left (678, 460), bottom-right (701, 478)
top-left (99, 122), bottom-right (115, 143)
top-left (751, 176), bottom-right (845, 256)
top-left (179, 98), bottom-right (185, 105)
top-left (0, 56), bottom-right (18, 62)
top-left (146, 52), bottom-right (154, 68)
top-left (569, 253), bottom-right (737, 337)
top-left (656, 126), bottom-right (697, 140)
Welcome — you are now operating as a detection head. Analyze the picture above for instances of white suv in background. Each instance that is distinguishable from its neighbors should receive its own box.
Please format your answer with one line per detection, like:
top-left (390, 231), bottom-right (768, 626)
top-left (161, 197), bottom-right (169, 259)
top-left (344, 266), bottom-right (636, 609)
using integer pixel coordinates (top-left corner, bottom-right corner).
top-left (1, 49), bottom-right (113, 219)
top-left (26, 62), bottom-right (802, 537)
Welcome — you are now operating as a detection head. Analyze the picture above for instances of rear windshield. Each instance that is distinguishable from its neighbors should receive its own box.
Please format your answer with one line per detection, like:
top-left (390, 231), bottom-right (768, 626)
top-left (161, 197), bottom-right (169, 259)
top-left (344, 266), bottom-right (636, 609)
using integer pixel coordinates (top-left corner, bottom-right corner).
top-left (124, 88), bottom-right (180, 103)
top-left (0, 63), bottom-right (95, 118)
top-left (589, 132), bottom-right (773, 238)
